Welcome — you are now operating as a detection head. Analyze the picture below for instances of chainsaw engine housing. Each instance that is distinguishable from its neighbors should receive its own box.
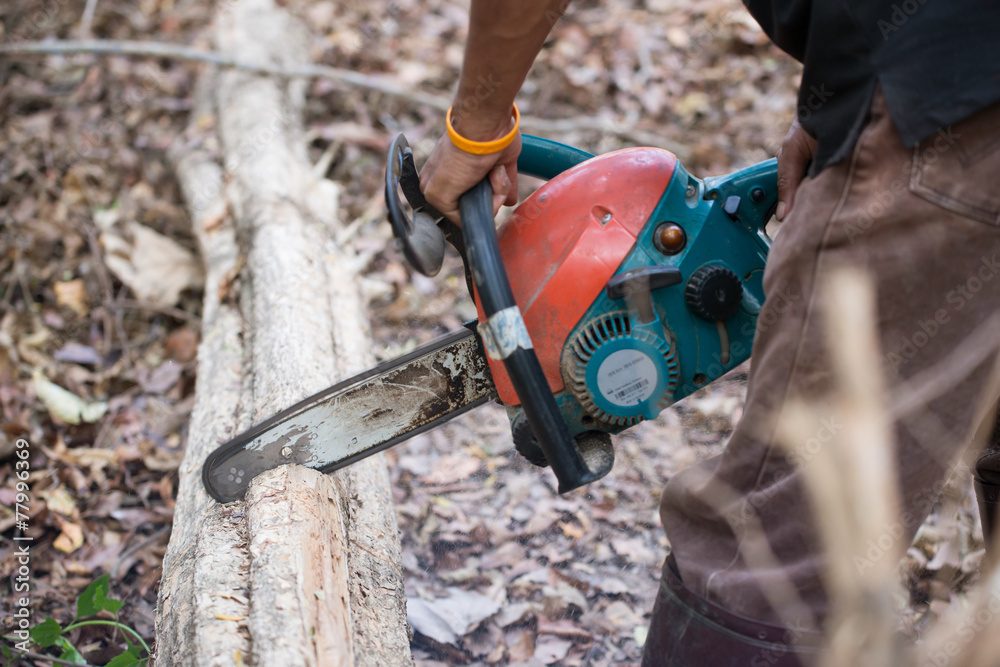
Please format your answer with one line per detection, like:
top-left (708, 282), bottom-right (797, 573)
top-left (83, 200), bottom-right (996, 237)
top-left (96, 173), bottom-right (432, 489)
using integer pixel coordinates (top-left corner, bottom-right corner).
top-left (474, 147), bottom-right (775, 453)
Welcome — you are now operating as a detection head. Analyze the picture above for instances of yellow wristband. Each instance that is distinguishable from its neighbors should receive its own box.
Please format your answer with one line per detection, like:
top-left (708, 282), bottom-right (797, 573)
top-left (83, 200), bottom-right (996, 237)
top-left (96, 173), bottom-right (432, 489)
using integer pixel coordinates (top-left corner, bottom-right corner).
top-left (446, 104), bottom-right (520, 155)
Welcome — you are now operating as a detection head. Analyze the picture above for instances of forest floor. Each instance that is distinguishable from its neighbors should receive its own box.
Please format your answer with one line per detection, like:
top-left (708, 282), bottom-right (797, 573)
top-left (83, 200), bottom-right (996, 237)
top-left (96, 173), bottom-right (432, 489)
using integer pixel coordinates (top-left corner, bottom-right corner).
top-left (0, 0), bottom-right (987, 665)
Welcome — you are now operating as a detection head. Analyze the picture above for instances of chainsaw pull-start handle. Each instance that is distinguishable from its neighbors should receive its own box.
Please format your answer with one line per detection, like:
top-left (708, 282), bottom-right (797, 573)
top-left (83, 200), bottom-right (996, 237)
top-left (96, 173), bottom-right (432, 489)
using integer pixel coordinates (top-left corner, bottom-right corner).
top-left (459, 180), bottom-right (609, 493)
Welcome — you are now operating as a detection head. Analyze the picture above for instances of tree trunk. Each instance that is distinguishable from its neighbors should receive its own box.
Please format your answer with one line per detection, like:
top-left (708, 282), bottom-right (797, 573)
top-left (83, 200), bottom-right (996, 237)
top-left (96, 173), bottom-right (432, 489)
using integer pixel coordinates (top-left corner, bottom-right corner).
top-left (154, 1), bottom-right (411, 664)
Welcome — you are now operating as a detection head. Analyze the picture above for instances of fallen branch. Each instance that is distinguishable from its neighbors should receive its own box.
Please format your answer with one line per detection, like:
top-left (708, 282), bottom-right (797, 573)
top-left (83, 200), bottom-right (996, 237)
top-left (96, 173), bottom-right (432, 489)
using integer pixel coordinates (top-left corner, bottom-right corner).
top-left (154, 0), bottom-right (410, 663)
top-left (0, 38), bottom-right (688, 156)
top-left (0, 38), bottom-right (448, 111)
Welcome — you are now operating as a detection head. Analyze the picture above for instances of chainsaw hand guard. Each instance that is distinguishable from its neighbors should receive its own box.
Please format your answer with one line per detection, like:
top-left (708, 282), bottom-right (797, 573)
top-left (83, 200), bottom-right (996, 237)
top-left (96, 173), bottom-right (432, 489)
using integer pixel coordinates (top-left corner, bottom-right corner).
top-left (385, 134), bottom-right (447, 276)
top-left (459, 179), bottom-right (612, 493)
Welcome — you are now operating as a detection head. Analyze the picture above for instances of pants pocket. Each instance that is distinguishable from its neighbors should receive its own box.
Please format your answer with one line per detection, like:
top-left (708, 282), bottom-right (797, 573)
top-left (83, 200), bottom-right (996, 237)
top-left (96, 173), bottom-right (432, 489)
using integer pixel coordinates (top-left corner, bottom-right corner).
top-left (909, 101), bottom-right (1000, 226)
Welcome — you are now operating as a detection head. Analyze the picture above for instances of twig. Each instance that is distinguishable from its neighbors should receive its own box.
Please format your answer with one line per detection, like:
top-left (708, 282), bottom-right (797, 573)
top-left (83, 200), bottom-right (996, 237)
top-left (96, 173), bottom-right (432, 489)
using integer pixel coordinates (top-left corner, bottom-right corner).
top-left (108, 298), bottom-right (200, 325)
top-left (79, 221), bottom-right (117, 357)
top-left (16, 253), bottom-right (35, 322)
top-left (79, 0), bottom-right (99, 38)
top-left (802, 269), bottom-right (899, 667)
top-left (5, 648), bottom-right (89, 666)
top-left (2, 245), bottom-right (22, 310)
top-left (310, 138), bottom-right (342, 181)
top-left (0, 39), bottom-right (688, 155)
top-left (111, 525), bottom-right (171, 580)
top-left (0, 39), bottom-right (449, 111)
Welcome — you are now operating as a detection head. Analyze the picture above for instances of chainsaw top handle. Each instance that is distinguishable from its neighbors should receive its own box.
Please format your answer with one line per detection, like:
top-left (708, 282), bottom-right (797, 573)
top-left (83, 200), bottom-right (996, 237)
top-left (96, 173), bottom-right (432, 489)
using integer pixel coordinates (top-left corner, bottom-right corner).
top-left (459, 179), bottom-right (610, 494)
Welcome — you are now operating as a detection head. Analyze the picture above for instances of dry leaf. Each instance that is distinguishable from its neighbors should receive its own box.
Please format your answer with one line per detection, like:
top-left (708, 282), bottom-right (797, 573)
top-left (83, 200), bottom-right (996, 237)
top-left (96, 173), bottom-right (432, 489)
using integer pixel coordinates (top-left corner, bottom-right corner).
top-left (54, 279), bottom-right (88, 316)
top-left (137, 360), bottom-right (183, 394)
top-left (54, 342), bottom-right (102, 365)
top-left (494, 601), bottom-right (540, 628)
top-left (534, 636), bottom-right (573, 664)
top-left (64, 561), bottom-right (92, 575)
top-left (33, 370), bottom-right (108, 424)
top-left (100, 220), bottom-right (204, 306)
top-left (537, 617), bottom-right (593, 640)
top-left (506, 629), bottom-right (535, 662)
top-left (596, 578), bottom-right (631, 595)
top-left (138, 434), bottom-right (185, 472)
top-left (423, 453), bottom-right (482, 485)
top-left (558, 521), bottom-right (585, 539)
top-left (0, 433), bottom-right (13, 461)
top-left (599, 600), bottom-right (642, 631)
top-left (541, 582), bottom-right (588, 617)
top-left (610, 536), bottom-right (657, 565)
top-left (406, 587), bottom-right (501, 644)
top-left (165, 327), bottom-right (199, 362)
top-left (53, 518), bottom-right (85, 554)
top-left (61, 447), bottom-right (118, 471)
top-left (110, 507), bottom-right (172, 531)
top-left (38, 486), bottom-right (80, 519)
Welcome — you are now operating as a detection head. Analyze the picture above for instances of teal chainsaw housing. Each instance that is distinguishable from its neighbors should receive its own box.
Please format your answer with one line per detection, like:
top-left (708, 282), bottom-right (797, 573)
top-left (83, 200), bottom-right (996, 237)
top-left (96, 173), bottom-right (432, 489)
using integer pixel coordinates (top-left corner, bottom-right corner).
top-left (490, 137), bottom-right (776, 466)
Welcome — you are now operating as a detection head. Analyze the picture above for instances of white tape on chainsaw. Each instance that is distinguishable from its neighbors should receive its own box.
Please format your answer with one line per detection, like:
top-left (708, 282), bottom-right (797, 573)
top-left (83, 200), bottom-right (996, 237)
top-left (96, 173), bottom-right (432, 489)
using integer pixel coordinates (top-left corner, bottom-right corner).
top-left (478, 306), bottom-right (534, 361)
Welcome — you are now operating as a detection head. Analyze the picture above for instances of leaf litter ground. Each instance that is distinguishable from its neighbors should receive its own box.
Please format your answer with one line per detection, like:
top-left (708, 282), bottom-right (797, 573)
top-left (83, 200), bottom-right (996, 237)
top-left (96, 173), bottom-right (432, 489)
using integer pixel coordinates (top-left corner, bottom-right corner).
top-left (0, 0), bottom-right (987, 664)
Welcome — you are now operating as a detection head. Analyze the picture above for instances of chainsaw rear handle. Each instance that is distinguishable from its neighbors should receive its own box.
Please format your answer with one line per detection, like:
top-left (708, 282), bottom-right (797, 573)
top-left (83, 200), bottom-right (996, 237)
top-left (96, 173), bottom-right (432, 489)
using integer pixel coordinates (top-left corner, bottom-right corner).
top-left (517, 136), bottom-right (594, 180)
top-left (459, 179), bottom-right (610, 493)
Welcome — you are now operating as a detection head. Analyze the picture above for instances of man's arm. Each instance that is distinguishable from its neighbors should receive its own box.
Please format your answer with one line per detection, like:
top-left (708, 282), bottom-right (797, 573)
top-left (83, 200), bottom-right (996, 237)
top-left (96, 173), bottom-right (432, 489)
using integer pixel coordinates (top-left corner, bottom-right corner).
top-left (420, 0), bottom-right (569, 222)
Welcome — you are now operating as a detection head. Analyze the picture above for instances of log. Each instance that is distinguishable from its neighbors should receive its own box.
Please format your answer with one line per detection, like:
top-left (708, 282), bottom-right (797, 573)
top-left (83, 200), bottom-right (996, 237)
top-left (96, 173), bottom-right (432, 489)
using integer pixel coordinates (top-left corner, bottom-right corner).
top-left (154, 1), bottom-right (411, 664)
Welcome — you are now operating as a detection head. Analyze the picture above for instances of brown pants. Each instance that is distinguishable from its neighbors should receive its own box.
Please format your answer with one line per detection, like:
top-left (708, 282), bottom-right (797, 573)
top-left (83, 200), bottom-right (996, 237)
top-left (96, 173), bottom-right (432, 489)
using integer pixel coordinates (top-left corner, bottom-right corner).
top-left (658, 89), bottom-right (1000, 630)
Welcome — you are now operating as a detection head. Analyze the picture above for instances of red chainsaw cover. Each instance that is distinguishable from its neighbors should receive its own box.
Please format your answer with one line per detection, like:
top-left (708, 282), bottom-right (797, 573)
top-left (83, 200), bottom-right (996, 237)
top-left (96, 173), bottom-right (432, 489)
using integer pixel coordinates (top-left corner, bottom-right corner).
top-left (475, 147), bottom-right (677, 406)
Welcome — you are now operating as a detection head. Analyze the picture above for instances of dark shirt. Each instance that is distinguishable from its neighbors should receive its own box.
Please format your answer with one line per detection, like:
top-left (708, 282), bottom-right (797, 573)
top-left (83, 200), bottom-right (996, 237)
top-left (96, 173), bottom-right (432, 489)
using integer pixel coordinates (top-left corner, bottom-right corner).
top-left (744, 0), bottom-right (1000, 174)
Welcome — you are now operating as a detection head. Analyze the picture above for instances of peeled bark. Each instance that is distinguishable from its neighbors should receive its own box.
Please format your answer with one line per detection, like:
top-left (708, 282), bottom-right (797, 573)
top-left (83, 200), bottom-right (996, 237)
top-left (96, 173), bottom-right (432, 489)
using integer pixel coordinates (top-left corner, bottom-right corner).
top-left (154, 1), bottom-right (411, 664)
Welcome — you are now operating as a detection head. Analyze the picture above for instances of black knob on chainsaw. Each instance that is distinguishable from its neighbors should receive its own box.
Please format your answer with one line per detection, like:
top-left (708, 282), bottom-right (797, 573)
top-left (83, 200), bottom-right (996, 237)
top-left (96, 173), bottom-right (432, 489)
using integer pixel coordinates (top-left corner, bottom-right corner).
top-left (685, 264), bottom-right (743, 321)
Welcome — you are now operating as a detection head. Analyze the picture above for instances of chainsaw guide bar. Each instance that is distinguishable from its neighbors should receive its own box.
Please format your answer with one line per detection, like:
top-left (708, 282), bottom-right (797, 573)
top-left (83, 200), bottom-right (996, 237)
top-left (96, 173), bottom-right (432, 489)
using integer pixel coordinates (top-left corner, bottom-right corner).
top-left (203, 327), bottom-right (496, 503)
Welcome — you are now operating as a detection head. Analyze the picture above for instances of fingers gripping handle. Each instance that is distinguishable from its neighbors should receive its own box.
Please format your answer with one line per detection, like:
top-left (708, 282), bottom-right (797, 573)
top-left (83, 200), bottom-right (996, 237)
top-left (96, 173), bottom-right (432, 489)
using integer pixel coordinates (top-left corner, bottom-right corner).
top-left (459, 180), bottom-right (609, 493)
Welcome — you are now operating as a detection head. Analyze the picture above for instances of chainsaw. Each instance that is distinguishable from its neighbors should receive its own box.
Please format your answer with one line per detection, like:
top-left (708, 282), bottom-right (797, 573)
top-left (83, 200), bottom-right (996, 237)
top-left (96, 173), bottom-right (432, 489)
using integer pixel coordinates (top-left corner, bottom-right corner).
top-left (202, 134), bottom-right (777, 503)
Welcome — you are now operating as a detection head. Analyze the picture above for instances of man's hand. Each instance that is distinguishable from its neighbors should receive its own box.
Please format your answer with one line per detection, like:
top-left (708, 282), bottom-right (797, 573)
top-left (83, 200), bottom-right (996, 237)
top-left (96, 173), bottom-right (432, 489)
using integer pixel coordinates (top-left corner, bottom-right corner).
top-left (775, 118), bottom-right (818, 221)
top-left (420, 127), bottom-right (521, 224)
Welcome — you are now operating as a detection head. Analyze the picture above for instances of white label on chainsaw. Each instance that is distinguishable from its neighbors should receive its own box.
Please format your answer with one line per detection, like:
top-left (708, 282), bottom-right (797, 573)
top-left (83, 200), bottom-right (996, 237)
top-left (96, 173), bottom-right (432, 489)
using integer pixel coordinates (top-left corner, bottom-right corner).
top-left (596, 349), bottom-right (657, 407)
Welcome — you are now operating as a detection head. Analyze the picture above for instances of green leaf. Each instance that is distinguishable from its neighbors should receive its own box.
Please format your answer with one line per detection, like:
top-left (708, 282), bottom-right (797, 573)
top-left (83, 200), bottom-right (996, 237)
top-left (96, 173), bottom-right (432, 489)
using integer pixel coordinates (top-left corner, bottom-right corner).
top-left (96, 585), bottom-right (124, 615)
top-left (77, 574), bottom-right (124, 618)
top-left (2, 644), bottom-right (13, 658)
top-left (29, 618), bottom-right (63, 648)
top-left (77, 575), bottom-right (108, 618)
top-left (107, 650), bottom-right (142, 667)
top-left (55, 636), bottom-right (85, 663)
top-left (124, 638), bottom-right (144, 658)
